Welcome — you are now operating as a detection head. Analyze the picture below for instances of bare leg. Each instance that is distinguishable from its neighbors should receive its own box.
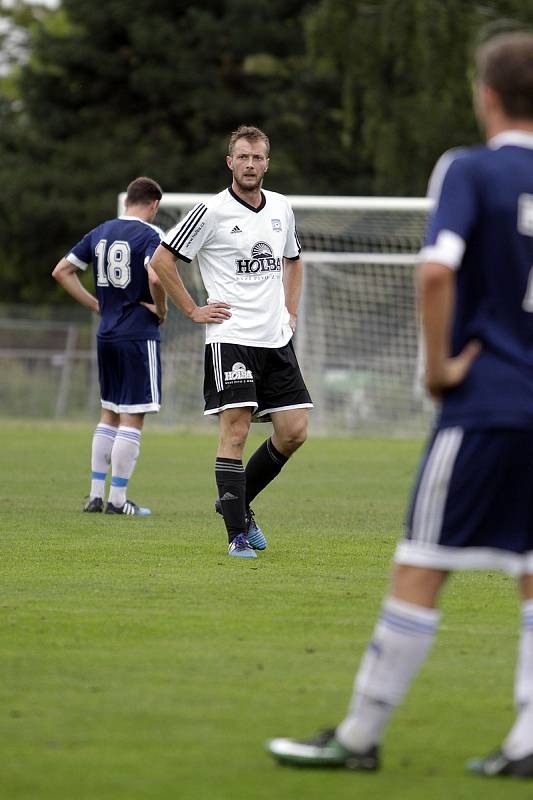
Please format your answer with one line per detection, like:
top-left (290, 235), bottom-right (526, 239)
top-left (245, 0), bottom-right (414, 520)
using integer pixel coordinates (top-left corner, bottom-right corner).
top-left (270, 407), bottom-right (308, 457)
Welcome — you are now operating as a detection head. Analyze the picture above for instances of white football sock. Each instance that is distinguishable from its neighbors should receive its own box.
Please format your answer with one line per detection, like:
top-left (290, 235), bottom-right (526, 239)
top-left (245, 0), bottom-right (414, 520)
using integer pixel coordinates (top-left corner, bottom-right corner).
top-left (503, 599), bottom-right (533, 759)
top-left (108, 427), bottom-right (141, 507)
top-left (336, 596), bottom-right (440, 752)
top-left (89, 424), bottom-right (118, 498)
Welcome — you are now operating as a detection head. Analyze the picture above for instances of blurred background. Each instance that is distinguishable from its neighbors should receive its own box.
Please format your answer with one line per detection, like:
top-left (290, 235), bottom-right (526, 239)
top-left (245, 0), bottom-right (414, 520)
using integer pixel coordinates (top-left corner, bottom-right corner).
top-left (1, 0), bottom-right (532, 431)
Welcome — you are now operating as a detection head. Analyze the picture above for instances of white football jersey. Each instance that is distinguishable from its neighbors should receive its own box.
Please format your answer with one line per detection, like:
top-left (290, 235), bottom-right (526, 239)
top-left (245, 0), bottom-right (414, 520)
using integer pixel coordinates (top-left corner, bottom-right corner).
top-left (162, 187), bottom-right (301, 347)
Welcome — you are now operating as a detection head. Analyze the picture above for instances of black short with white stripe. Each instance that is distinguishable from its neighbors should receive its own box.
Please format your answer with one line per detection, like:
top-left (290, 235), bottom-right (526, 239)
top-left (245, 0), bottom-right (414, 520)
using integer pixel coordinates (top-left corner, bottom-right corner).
top-left (203, 340), bottom-right (312, 421)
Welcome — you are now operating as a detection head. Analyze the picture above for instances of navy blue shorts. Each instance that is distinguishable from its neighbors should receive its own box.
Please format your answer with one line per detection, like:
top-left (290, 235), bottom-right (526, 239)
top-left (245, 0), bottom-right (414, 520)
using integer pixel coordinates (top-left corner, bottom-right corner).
top-left (97, 338), bottom-right (161, 414)
top-left (203, 340), bottom-right (313, 422)
top-left (395, 427), bottom-right (533, 575)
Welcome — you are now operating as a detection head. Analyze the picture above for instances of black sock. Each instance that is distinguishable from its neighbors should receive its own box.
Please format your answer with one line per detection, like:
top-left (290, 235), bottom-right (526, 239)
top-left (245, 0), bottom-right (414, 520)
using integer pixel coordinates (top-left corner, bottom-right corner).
top-left (245, 437), bottom-right (288, 506)
top-left (215, 458), bottom-right (246, 543)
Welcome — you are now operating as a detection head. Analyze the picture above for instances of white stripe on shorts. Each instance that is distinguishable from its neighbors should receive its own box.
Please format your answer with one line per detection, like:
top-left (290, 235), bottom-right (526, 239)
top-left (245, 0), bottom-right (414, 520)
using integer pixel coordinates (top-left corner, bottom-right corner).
top-left (148, 340), bottom-right (159, 404)
top-left (411, 427), bottom-right (463, 546)
top-left (211, 343), bottom-right (224, 392)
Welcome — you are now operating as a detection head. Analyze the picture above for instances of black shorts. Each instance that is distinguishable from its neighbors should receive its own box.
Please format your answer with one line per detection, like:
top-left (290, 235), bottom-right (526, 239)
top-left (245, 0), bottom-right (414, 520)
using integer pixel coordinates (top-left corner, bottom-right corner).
top-left (204, 340), bottom-right (313, 422)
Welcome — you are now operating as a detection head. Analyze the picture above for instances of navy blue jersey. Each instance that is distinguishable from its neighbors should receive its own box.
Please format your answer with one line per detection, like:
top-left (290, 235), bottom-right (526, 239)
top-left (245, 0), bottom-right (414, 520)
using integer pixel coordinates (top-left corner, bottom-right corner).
top-left (66, 215), bottom-right (162, 341)
top-left (421, 131), bottom-right (533, 429)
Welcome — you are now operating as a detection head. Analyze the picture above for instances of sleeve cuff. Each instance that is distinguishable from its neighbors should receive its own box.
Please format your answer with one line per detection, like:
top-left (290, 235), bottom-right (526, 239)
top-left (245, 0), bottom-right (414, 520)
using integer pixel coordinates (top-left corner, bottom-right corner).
top-left (161, 241), bottom-right (192, 263)
top-left (66, 253), bottom-right (88, 270)
top-left (419, 229), bottom-right (466, 270)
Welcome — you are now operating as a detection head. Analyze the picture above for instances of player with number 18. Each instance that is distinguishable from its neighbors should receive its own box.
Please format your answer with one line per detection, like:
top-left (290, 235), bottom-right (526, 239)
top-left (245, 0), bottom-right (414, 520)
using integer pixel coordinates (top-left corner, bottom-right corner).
top-left (52, 176), bottom-right (166, 516)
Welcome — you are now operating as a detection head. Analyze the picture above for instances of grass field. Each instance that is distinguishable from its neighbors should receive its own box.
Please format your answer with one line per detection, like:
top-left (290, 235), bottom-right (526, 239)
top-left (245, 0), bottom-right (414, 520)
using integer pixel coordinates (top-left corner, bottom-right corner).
top-left (1, 421), bottom-right (530, 799)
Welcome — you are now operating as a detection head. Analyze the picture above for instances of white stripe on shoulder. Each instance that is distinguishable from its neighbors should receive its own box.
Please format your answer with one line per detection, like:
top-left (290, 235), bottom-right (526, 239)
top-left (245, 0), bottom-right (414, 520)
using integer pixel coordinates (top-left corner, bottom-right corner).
top-left (426, 147), bottom-right (468, 204)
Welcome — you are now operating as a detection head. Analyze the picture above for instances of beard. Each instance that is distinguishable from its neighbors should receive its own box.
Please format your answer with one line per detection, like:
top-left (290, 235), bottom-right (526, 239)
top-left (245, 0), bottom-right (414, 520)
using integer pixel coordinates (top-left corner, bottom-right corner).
top-left (233, 173), bottom-right (264, 193)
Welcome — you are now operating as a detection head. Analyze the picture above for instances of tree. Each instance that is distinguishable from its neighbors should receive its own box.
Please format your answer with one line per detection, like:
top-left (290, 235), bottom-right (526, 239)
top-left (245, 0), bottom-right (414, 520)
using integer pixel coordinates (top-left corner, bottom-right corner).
top-left (0, 0), bottom-right (317, 302)
top-left (2, 0), bottom-right (533, 303)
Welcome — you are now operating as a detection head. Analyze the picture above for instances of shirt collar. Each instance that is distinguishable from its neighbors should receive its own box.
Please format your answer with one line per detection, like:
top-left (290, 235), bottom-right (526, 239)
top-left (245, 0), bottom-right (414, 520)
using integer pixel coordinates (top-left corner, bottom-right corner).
top-left (228, 186), bottom-right (266, 213)
top-left (488, 130), bottom-right (533, 150)
top-left (119, 214), bottom-right (148, 223)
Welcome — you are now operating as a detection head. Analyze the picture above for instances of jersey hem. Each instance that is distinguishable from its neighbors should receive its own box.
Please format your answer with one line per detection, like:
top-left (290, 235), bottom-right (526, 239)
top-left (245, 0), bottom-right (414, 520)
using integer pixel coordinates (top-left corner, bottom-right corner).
top-left (437, 415), bottom-right (533, 430)
top-left (97, 333), bottom-right (160, 342)
top-left (205, 332), bottom-right (293, 349)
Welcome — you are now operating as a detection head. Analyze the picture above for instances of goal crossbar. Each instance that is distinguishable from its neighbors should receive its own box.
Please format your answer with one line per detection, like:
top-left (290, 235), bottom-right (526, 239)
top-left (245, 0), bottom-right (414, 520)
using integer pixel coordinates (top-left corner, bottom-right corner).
top-left (118, 192), bottom-right (433, 215)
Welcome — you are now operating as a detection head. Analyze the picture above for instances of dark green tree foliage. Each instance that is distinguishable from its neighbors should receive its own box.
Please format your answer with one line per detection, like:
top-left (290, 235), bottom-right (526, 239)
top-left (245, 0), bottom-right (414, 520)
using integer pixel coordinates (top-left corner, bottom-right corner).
top-left (304, 0), bottom-right (533, 195)
top-left (2, 0), bottom-right (533, 302)
top-left (0, 0), bottom-right (315, 302)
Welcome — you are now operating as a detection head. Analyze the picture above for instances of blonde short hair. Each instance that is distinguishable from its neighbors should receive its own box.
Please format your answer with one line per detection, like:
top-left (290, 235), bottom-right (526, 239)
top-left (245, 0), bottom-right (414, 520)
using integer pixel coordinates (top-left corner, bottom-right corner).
top-left (228, 125), bottom-right (270, 156)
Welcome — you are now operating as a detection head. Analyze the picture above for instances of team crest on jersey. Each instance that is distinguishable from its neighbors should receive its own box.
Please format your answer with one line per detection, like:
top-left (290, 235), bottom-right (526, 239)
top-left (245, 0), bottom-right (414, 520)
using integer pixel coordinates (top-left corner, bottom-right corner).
top-left (224, 362), bottom-right (253, 383)
top-left (271, 218), bottom-right (282, 231)
top-left (235, 241), bottom-right (282, 276)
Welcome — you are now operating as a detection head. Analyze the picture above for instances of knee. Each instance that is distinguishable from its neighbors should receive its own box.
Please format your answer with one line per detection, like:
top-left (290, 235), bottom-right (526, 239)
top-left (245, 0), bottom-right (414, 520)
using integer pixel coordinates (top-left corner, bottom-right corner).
top-left (278, 419), bottom-right (308, 456)
top-left (390, 564), bottom-right (448, 608)
top-left (220, 419), bottom-right (249, 452)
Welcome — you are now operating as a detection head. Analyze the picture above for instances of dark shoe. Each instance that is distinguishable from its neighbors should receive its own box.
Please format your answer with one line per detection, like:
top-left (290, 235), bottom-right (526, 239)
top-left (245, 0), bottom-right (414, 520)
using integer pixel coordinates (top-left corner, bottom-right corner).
top-left (228, 533), bottom-right (257, 558)
top-left (83, 497), bottom-right (103, 513)
top-left (105, 500), bottom-right (151, 516)
top-left (266, 729), bottom-right (380, 770)
top-left (215, 498), bottom-right (267, 550)
top-left (467, 748), bottom-right (533, 778)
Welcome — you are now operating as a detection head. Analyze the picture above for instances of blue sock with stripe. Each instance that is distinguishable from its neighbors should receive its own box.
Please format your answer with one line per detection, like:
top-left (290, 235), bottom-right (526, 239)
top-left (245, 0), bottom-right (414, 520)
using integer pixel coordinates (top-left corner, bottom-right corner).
top-left (108, 426), bottom-right (142, 508)
top-left (337, 597), bottom-right (440, 752)
top-left (89, 423), bottom-right (118, 499)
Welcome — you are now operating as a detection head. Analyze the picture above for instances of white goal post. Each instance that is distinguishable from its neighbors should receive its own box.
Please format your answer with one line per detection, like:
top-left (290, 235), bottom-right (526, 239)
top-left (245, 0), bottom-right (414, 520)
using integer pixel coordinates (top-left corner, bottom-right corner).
top-left (118, 192), bottom-right (435, 436)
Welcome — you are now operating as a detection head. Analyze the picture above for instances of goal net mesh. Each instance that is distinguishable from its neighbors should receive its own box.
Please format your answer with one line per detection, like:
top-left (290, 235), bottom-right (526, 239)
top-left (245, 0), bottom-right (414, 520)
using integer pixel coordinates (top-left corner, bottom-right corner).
top-left (123, 194), bottom-right (435, 436)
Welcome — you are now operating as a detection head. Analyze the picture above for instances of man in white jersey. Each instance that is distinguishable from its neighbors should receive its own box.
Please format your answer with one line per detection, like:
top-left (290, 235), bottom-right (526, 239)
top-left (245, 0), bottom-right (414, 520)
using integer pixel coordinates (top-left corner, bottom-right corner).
top-left (151, 125), bottom-right (313, 558)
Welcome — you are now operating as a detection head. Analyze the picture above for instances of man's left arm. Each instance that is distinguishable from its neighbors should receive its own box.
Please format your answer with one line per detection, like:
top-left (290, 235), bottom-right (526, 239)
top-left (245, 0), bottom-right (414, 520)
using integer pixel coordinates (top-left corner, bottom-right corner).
top-left (283, 256), bottom-right (303, 333)
top-left (419, 151), bottom-right (482, 398)
top-left (419, 261), bottom-right (480, 398)
top-left (144, 264), bottom-right (168, 324)
top-left (52, 257), bottom-right (99, 314)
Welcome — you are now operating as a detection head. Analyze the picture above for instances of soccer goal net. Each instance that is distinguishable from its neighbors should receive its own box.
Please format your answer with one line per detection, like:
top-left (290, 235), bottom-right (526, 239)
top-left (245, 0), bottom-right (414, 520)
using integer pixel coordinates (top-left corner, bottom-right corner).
top-left (119, 192), bottom-right (434, 436)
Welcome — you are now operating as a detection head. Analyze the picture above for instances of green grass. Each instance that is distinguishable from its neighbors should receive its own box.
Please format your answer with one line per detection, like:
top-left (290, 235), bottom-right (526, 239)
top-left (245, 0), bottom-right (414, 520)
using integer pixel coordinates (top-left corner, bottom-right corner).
top-left (0, 421), bottom-right (529, 799)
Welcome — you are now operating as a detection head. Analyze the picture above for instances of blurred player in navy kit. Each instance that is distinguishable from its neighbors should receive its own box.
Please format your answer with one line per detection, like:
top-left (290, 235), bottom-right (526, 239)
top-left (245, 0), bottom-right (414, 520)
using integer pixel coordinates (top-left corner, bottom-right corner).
top-left (267, 32), bottom-right (533, 777)
top-left (151, 126), bottom-right (312, 558)
top-left (52, 177), bottom-right (166, 516)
